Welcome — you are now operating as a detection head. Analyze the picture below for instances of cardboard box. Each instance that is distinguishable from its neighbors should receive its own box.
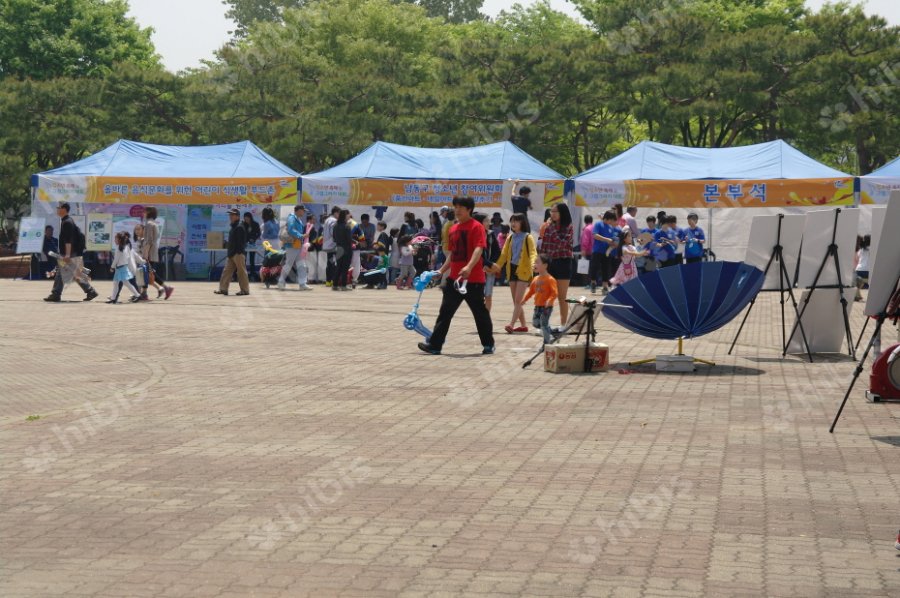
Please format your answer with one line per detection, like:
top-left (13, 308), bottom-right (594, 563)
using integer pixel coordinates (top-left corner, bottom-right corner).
top-left (545, 342), bottom-right (609, 373)
top-left (207, 231), bottom-right (224, 249)
top-left (655, 355), bottom-right (695, 372)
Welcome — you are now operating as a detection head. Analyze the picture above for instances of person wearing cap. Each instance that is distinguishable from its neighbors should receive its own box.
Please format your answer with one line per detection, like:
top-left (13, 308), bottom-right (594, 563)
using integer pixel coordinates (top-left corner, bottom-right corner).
top-left (215, 208), bottom-right (250, 295)
top-left (278, 205), bottom-right (312, 291)
top-left (44, 202), bottom-right (98, 302)
top-left (511, 181), bottom-right (532, 215)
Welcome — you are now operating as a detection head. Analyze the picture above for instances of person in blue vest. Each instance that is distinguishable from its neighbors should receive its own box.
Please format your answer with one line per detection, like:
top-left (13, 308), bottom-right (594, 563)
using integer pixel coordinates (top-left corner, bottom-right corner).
top-left (683, 213), bottom-right (706, 263)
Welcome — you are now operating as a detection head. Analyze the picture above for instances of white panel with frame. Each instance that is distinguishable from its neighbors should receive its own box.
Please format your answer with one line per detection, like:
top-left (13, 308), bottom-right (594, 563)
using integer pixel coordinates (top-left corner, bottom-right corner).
top-left (795, 208), bottom-right (859, 289)
top-left (864, 192), bottom-right (900, 317)
top-left (744, 214), bottom-right (804, 291)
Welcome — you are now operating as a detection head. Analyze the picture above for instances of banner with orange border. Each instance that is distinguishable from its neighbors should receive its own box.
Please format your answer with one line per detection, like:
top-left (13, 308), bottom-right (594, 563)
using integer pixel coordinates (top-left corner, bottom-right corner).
top-left (302, 177), bottom-right (565, 208)
top-left (575, 178), bottom-right (854, 208)
top-left (35, 175), bottom-right (298, 205)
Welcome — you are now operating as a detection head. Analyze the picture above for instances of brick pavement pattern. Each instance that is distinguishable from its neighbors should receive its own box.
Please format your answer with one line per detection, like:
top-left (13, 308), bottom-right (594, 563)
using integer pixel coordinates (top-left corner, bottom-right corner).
top-left (0, 279), bottom-right (898, 597)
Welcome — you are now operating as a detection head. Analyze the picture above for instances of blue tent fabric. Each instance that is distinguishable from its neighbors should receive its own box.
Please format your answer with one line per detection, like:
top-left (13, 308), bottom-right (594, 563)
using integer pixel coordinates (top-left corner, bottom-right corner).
top-left (32, 140), bottom-right (299, 184)
top-left (574, 140), bottom-right (849, 180)
top-left (305, 141), bottom-right (564, 180)
top-left (601, 261), bottom-right (764, 340)
top-left (865, 156), bottom-right (900, 178)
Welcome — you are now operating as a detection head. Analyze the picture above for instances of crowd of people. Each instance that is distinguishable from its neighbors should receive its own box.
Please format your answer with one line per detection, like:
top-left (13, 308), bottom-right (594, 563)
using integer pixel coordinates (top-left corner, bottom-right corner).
top-left (40, 196), bottom-right (715, 348)
top-left (42, 203), bottom-right (174, 303)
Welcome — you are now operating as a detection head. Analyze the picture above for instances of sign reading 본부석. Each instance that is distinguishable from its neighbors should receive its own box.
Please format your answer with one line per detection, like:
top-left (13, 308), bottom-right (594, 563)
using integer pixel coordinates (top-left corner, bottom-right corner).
top-left (575, 178), bottom-right (855, 208)
top-left (302, 178), bottom-right (565, 208)
top-left (35, 176), bottom-right (299, 205)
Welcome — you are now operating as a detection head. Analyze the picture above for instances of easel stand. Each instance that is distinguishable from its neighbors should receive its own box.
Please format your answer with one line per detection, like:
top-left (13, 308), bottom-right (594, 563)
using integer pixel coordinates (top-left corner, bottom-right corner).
top-left (729, 214), bottom-right (812, 361)
top-left (829, 283), bottom-right (900, 432)
top-left (786, 209), bottom-right (856, 361)
top-left (522, 299), bottom-right (600, 371)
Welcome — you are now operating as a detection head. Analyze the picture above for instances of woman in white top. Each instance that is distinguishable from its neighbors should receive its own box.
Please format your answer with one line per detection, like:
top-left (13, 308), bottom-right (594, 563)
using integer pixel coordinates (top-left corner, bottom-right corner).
top-left (108, 232), bottom-right (141, 303)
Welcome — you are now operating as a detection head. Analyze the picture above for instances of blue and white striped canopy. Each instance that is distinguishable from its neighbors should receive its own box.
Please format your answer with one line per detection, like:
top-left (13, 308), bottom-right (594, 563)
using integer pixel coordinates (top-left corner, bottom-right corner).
top-left (601, 262), bottom-right (764, 340)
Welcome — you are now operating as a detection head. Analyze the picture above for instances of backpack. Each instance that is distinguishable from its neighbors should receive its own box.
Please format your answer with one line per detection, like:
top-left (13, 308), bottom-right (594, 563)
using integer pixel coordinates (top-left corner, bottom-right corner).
top-left (278, 222), bottom-right (292, 245)
top-left (72, 220), bottom-right (86, 255)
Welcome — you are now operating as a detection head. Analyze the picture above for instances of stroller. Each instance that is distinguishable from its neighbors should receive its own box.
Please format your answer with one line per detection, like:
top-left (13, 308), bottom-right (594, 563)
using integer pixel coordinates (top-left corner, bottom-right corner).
top-left (259, 241), bottom-right (285, 288)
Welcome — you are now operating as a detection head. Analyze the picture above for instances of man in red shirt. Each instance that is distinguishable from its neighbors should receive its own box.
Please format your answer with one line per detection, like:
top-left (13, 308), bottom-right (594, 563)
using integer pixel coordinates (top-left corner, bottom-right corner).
top-left (418, 196), bottom-right (495, 355)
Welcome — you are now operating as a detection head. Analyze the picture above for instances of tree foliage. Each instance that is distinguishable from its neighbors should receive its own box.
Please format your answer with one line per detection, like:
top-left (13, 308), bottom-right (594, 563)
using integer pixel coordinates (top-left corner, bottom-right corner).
top-left (0, 0), bottom-right (157, 80)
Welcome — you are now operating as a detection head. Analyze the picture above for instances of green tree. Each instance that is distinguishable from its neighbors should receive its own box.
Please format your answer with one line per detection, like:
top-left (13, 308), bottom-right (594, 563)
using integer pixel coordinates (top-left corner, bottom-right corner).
top-left (192, 0), bottom-right (446, 171)
top-left (223, 0), bottom-right (482, 36)
top-left (0, 0), bottom-right (158, 80)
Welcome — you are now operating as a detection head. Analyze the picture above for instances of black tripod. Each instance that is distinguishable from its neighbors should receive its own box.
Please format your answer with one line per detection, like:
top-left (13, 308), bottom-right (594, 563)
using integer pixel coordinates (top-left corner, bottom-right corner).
top-left (522, 299), bottom-right (600, 371)
top-left (830, 283), bottom-right (900, 432)
top-left (729, 214), bottom-right (812, 362)
top-left (785, 208), bottom-right (856, 361)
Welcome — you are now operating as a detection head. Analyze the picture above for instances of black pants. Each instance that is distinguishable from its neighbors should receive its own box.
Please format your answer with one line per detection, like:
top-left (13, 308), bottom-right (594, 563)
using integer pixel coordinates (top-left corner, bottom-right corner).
top-left (428, 283), bottom-right (494, 350)
top-left (589, 253), bottom-right (618, 285)
top-left (334, 251), bottom-right (351, 287)
top-left (325, 250), bottom-right (337, 284)
top-left (685, 256), bottom-right (702, 264)
top-left (151, 261), bottom-right (166, 285)
top-left (51, 274), bottom-right (94, 298)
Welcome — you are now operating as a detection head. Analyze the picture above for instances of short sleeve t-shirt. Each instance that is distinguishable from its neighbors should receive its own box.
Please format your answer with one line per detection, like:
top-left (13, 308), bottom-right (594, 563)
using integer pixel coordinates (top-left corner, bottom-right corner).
top-left (684, 226), bottom-right (705, 258)
top-left (511, 195), bottom-right (531, 214)
top-left (448, 217), bottom-right (487, 283)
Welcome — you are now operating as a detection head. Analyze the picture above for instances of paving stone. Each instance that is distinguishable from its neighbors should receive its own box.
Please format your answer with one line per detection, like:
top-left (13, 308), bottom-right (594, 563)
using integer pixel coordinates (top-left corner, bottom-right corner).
top-left (1, 280), bottom-right (898, 597)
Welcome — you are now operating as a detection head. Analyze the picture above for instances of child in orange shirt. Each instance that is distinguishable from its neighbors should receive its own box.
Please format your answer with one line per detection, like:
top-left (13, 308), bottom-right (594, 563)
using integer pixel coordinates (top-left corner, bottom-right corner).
top-left (522, 254), bottom-right (559, 343)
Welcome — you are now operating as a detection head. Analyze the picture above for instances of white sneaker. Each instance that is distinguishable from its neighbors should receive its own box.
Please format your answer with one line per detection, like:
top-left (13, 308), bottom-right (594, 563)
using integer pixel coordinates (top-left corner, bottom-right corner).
top-left (299, 285), bottom-right (313, 291)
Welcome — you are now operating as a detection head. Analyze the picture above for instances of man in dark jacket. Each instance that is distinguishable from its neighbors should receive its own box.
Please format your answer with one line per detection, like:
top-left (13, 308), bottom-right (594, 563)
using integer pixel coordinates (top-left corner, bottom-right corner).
top-left (215, 208), bottom-right (250, 296)
top-left (44, 203), bottom-right (98, 302)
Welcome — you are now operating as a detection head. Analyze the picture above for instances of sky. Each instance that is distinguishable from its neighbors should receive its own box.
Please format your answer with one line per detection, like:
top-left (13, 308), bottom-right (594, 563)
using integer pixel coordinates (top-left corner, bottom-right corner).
top-left (126, 0), bottom-right (900, 72)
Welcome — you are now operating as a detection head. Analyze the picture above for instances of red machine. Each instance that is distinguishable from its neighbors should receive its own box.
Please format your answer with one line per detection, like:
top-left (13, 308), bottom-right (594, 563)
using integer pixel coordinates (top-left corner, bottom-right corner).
top-left (867, 343), bottom-right (900, 403)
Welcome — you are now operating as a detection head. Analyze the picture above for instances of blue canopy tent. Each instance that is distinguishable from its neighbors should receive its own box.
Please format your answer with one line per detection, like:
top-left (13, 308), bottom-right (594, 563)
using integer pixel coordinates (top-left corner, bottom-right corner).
top-left (301, 141), bottom-right (569, 211)
top-left (860, 156), bottom-right (900, 204)
top-left (573, 140), bottom-right (853, 209)
top-left (30, 140), bottom-right (300, 280)
top-left (32, 140), bottom-right (300, 205)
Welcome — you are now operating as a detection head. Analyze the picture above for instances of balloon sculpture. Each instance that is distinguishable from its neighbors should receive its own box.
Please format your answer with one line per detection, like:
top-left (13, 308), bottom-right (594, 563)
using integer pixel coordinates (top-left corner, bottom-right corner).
top-left (404, 270), bottom-right (441, 339)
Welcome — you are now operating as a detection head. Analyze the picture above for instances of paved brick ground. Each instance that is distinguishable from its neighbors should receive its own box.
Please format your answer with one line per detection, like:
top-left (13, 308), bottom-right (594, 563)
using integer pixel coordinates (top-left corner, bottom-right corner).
top-left (1, 278), bottom-right (898, 597)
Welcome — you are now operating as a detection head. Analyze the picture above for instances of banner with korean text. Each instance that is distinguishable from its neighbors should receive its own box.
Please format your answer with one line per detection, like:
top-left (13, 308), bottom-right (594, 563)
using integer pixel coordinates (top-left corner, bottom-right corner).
top-left (302, 178), bottom-right (565, 208)
top-left (575, 178), bottom-right (854, 208)
top-left (35, 176), bottom-right (298, 205)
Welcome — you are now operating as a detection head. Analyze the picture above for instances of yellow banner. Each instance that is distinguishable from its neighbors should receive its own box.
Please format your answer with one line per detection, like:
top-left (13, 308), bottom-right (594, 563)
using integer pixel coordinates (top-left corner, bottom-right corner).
top-left (302, 178), bottom-right (565, 208)
top-left (575, 178), bottom-right (854, 208)
top-left (36, 176), bottom-right (298, 205)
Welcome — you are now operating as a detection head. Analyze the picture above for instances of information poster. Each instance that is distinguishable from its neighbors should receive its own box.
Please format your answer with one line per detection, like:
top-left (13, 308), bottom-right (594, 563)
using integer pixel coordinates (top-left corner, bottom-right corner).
top-left (86, 213), bottom-right (113, 251)
top-left (17, 217), bottom-right (45, 254)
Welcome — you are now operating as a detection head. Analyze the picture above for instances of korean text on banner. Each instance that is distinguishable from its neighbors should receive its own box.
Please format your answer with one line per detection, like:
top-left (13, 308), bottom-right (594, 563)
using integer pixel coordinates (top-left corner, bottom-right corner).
top-left (575, 178), bottom-right (854, 208)
top-left (302, 178), bottom-right (564, 208)
top-left (36, 176), bottom-right (298, 205)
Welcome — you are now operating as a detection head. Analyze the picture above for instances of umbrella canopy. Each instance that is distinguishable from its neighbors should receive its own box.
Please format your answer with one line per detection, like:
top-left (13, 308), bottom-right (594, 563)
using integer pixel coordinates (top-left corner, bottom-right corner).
top-left (601, 262), bottom-right (764, 340)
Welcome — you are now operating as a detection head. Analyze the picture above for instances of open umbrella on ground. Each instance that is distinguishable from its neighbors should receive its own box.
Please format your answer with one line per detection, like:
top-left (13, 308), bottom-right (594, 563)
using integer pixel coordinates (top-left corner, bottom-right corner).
top-left (601, 261), bottom-right (764, 367)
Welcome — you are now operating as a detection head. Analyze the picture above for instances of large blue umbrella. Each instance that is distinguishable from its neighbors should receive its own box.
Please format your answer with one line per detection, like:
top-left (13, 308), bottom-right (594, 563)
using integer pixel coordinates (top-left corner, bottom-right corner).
top-left (601, 262), bottom-right (765, 340)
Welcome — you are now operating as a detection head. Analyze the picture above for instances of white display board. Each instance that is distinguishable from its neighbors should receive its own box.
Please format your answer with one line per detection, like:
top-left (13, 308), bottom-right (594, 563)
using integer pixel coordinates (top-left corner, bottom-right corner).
top-left (86, 213), bottom-right (113, 251)
top-left (744, 214), bottom-right (804, 291)
top-left (795, 208), bottom-right (859, 289)
top-left (17, 217), bottom-right (45, 254)
top-left (864, 192), bottom-right (900, 317)
top-left (867, 205), bottom-right (886, 267)
top-left (787, 289), bottom-right (853, 354)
